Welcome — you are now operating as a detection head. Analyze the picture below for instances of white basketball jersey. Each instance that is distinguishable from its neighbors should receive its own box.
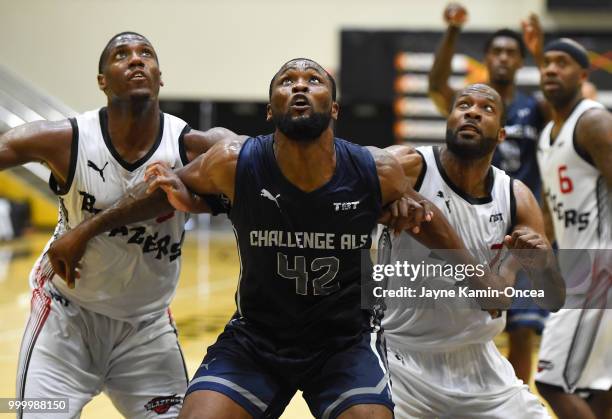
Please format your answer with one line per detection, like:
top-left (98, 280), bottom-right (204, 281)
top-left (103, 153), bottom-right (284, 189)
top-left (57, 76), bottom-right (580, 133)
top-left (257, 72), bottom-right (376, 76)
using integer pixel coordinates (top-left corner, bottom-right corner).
top-left (31, 108), bottom-right (190, 323)
top-left (383, 146), bottom-right (514, 351)
top-left (537, 99), bottom-right (610, 250)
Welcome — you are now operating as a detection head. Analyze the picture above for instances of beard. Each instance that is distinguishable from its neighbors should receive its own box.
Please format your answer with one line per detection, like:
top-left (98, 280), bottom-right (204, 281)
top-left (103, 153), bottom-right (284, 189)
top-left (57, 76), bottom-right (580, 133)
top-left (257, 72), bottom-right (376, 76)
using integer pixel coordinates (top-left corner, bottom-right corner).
top-left (445, 128), bottom-right (498, 160)
top-left (542, 84), bottom-right (577, 109)
top-left (272, 111), bottom-right (332, 142)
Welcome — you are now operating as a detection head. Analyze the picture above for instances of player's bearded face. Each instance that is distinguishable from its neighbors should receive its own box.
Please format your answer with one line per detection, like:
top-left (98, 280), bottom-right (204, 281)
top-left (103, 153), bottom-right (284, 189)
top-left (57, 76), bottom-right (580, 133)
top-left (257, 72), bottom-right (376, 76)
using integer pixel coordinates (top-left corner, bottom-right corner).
top-left (445, 127), bottom-right (498, 160)
top-left (272, 109), bottom-right (332, 142)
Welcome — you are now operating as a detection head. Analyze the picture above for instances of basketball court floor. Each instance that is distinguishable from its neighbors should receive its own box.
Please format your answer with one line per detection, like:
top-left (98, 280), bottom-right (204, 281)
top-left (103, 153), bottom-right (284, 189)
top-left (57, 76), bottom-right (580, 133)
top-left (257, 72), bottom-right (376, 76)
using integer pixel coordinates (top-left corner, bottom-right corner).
top-left (0, 216), bottom-right (556, 418)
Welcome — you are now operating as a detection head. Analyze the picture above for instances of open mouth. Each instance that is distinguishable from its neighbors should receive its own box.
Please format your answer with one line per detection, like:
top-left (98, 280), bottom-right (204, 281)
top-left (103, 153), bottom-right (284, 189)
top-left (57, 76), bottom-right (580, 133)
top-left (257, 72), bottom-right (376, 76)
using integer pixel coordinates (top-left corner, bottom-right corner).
top-left (290, 95), bottom-right (310, 108)
top-left (128, 71), bottom-right (147, 81)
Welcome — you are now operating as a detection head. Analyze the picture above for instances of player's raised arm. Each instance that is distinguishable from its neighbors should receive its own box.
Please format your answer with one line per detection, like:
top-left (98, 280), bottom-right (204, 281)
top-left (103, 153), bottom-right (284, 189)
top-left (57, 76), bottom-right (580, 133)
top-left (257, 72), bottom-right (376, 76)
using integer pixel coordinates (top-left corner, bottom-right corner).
top-left (428, 3), bottom-right (467, 116)
top-left (504, 180), bottom-right (565, 310)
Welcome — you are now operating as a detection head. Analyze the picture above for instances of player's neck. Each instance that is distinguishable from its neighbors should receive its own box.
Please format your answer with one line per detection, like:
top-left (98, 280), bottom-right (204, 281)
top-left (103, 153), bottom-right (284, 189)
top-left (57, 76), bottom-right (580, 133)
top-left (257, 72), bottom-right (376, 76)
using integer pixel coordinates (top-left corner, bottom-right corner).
top-left (440, 147), bottom-right (492, 198)
top-left (106, 100), bottom-right (161, 155)
top-left (273, 130), bottom-right (336, 193)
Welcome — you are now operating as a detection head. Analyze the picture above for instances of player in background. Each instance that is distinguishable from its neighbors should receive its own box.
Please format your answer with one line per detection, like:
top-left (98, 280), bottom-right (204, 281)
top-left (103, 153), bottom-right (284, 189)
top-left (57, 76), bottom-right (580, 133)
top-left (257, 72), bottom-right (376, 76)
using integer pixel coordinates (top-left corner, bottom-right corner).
top-left (428, 2), bottom-right (551, 384)
top-left (535, 38), bottom-right (611, 419)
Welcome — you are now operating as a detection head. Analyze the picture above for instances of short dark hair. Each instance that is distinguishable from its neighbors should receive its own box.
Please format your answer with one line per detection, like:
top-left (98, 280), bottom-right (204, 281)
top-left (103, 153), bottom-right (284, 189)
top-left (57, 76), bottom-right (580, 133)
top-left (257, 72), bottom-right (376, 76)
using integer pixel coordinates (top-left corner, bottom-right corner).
top-left (268, 58), bottom-right (337, 101)
top-left (484, 29), bottom-right (526, 58)
top-left (98, 31), bottom-right (155, 73)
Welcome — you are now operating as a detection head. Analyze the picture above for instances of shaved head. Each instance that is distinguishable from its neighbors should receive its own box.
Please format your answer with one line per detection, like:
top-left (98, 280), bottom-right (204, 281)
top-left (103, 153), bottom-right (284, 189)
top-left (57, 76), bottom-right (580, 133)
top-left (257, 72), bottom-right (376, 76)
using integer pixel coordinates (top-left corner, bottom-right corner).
top-left (269, 58), bottom-right (336, 101)
top-left (455, 84), bottom-right (506, 125)
top-left (98, 32), bottom-right (156, 74)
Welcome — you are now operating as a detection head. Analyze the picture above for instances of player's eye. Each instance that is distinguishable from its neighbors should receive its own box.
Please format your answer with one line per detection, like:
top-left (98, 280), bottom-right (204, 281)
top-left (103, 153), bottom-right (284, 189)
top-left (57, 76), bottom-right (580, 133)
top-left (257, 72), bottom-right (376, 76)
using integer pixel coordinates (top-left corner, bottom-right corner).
top-left (281, 78), bottom-right (293, 86)
top-left (114, 51), bottom-right (127, 60)
top-left (458, 102), bottom-right (469, 109)
top-left (485, 105), bottom-right (494, 113)
top-left (310, 76), bottom-right (321, 84)
top-left (141, 49), bottom-right (153, 57)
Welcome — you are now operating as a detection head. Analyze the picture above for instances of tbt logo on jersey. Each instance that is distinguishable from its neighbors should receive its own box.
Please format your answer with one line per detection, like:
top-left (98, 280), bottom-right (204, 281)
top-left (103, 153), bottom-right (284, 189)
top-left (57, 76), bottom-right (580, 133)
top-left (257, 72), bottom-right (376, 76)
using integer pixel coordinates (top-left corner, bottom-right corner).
top-left (489, 213), bottom-right (503, 223)
top-left (87, 160), bottom-right (109, 182)
top-left (333, 201), bottom-right (360, 211)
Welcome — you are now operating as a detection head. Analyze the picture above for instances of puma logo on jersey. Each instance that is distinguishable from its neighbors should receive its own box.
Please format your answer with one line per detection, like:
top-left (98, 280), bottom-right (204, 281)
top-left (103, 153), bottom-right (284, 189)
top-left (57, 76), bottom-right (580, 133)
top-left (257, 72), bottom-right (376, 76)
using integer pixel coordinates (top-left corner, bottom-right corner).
top-left (437, 190), bottom-right (451, 213)
top-left (489, 213), bottom-right (503, 223)
top-left (201, 358), bottom-right (217, 370)
top-left (87, 160), bottom-right (109, 182)
top-left (261, 189), bottom-right (280, 208)
top-left (333, 201), bottom-right (359, 211)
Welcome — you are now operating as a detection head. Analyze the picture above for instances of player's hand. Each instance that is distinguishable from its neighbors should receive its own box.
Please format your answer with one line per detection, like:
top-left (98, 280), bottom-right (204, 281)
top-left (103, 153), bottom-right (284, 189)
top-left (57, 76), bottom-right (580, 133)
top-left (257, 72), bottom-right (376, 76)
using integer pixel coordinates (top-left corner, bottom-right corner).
top-left (504, 228), bottom-right (549, 269)
top-left (47, 229), bottom-right (86, 289)
top-left (521, 13), bottom-right (543, 62)
top-left (443, 3), bottom-right (468, 28)
top-left (145, 162), bottom-right (194, 212)
top-left (379, 196), bottom-right (434, 236)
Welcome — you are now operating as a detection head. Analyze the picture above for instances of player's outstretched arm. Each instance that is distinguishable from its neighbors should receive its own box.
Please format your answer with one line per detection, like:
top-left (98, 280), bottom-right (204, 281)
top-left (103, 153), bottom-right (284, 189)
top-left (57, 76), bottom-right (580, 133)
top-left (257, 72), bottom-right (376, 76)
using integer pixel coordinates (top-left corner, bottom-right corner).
top-left (0, 120), bottom-right (73, 186)
top-left (504, 180), bottom-right (565, 310)
top-left (428, 2), bottom-right (467, 116)
top-left (182, 126), bottom-right (248, 163)
top-left (145, 135), bottom-right (244, 212)
top-left (142, 127), bottom-right (246, 213)
top-left (47, 134), bottom-right (243, 288)
top-left (381, 145), bottom-right (468, 250)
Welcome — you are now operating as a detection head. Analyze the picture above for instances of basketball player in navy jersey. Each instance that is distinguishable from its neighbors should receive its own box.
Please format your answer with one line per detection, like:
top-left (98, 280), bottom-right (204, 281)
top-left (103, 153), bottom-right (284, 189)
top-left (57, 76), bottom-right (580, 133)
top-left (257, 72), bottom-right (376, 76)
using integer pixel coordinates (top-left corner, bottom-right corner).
top-left (428, 3), bottom-right (550, 384)
top-left (0, 32), bottom-right (239, 418)
top-left (47, 58), bottom-right (510, 419)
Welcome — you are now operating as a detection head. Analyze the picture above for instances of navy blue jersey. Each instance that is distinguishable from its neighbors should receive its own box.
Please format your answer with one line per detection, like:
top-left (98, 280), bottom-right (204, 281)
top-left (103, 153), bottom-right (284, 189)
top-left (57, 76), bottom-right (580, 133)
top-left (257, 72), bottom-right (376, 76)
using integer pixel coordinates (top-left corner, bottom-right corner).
top-left (492, 91), bottom-right (544, 199)
top-left (228, 134), bottom-right (382, 356)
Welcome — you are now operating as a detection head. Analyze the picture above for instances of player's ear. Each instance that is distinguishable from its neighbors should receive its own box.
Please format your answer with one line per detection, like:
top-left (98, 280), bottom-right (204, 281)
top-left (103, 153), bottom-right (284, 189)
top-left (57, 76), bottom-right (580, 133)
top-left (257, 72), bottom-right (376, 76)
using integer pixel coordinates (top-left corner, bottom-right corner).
top-left (97, 73), bottom-right (106, 92)
top-left (497, 127), bottom-right (506, 144)
top-left (266, 104), bottom-right (272, 122)
top-left (160, 71), bottom-right (164, 87)
top-left (331, 101), bottom-right (340, 121)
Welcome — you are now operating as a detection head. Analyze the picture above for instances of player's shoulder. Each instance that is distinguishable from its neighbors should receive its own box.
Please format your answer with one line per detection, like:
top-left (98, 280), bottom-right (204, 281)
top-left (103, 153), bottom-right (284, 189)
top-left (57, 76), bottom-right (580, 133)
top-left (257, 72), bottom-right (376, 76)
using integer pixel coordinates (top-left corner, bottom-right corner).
top-left (577, 103), bottom-right (610, 127)
top-left (575, 101), bottom-right (611, 141)
top-left (11, 118), bottom-right (74, 143)
top-left (511, 178), bottom-right (537, 206)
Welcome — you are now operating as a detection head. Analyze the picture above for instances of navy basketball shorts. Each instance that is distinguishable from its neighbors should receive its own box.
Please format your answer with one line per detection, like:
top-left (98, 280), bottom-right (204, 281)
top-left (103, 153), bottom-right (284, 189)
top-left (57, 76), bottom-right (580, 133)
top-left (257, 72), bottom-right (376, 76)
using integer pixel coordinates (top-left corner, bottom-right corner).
top-left (186, 321), bottom-right (393, 419)
top-left (506, 271), bottom-right (549, 334)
